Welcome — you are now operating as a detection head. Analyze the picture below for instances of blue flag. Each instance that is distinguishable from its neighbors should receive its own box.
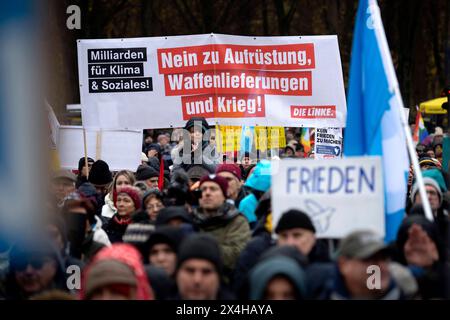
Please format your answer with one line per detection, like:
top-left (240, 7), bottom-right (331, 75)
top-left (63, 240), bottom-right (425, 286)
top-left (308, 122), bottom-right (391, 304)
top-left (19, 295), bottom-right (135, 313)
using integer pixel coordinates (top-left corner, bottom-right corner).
top-left (239, 125), bottom-right (254, 157)
top-left (344, 0), bottom-right (409, 242)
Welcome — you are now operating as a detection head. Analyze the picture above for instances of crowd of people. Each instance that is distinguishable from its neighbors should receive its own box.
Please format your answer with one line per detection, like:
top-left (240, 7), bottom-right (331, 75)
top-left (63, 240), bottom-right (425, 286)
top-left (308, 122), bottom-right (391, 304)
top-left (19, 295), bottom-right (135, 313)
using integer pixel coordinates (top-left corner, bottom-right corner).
top-left (0, 117), bottom-right (449, 300)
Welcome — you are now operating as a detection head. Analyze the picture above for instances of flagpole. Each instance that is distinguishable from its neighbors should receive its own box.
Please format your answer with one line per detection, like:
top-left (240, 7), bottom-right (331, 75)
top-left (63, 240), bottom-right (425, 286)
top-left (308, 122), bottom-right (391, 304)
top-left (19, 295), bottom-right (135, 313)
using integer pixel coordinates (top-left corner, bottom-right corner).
top-left (394, 92), bottom-right (434, 221)
top-left (370, 0), bottom-right (434, 221)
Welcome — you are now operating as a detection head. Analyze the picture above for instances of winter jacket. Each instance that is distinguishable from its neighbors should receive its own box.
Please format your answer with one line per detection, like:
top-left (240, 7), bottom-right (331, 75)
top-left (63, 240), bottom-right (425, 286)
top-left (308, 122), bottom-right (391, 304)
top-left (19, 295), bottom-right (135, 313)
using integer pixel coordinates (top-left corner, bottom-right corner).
top-left (193, 202), bottom-right (251, 275)
top-left (101, 193), bottom-right (116, 219)
top-left (314, 264), bottom-right (411, 300)
top-left (92, 215), bottom-right (111, 247)
top-left (102, 214), bottom-right (131, 243)
top-left (248, 255), bottom-right (307, 300)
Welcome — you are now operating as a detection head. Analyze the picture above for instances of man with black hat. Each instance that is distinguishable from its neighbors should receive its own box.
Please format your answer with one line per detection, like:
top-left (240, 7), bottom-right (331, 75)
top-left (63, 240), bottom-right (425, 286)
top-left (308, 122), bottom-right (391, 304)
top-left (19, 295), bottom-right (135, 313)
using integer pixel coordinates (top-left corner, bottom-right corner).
top-left (135, 164), bottom-right (160, 190)
top-left (88, 160), bottom-right (113, 200)
top-left (193, 174), bottom-right (250, 276)
top-left (275, 209), bottom-right (325, 260)
top-left (144, 226), bottom-right (185, 277)
top-left (174, 234), bottom-right (234, 300)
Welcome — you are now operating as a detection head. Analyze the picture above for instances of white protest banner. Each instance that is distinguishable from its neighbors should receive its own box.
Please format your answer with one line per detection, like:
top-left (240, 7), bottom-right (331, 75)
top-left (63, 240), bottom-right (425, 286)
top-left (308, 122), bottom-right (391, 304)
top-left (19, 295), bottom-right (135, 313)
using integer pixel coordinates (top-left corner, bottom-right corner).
top-left (46, 101), bottom-right (60, 149)
top-left (314, 127), bottom-right (342, 159)
top-left (271, 157), bottom-right (384, 238)
top-left (58, 126), bottom-right (142, 171)
top-left (77, 34), bottom-right (347, 129)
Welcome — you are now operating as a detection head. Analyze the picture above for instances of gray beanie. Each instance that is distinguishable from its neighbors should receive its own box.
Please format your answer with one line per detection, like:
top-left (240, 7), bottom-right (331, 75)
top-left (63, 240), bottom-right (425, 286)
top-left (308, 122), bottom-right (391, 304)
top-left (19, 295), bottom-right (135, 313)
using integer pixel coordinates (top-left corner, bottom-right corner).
top-left (410, 177), bottom-right (443, 205)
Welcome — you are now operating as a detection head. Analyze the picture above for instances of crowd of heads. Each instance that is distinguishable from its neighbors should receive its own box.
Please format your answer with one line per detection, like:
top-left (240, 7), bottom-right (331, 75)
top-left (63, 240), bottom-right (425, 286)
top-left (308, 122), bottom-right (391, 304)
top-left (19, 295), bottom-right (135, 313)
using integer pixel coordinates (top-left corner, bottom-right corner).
top-left (0, 118), bottom-right (449, 300)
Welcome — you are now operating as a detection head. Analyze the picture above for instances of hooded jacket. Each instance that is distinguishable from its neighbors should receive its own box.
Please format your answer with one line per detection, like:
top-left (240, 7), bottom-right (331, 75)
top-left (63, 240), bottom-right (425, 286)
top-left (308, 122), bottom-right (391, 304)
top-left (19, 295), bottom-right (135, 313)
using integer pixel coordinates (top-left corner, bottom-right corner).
top-left (80, 243), bottom-right (154, 300)
top-left (171, 118), bottom-right (220, 173)
top-left (394, 214), bottom-right (448, 299)
top-left (239, 161), bottom-right (271, 224)
top-left (101, 193), bottom-right (117, 219)
top-left (193, 201), bottom-right (251, 274)
top-left (248, 255), bottom-right (307, 300)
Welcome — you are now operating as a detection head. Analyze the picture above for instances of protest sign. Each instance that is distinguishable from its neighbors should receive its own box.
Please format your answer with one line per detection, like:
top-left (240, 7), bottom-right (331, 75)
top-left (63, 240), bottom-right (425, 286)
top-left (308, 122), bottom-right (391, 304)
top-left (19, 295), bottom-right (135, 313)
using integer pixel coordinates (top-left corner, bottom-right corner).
top-left (78, 34), bottom-right (346, 129)
top-left (58, 126), bottom-right (142, 171)
top-left (314, 127), bottom-right (342, 159)
top-left (271, 157), bottom-right (385, 238)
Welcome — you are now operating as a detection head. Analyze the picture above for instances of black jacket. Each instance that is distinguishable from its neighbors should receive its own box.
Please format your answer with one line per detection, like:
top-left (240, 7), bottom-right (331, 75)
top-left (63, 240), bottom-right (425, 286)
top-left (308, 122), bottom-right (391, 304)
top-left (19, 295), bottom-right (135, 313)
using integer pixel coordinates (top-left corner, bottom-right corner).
top-left (102, 215), bottom-right (130, 243)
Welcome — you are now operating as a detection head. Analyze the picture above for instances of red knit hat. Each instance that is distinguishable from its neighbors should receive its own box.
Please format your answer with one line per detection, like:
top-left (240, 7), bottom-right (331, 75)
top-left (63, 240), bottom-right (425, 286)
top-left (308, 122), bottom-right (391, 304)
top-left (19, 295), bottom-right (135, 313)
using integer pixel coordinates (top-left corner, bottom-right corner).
top-left (113, 186), bottom-right (142, 210)
top-left (216, 163), bottom-right (242, 180)
top-left (199, 174), bottom-right (229, 197)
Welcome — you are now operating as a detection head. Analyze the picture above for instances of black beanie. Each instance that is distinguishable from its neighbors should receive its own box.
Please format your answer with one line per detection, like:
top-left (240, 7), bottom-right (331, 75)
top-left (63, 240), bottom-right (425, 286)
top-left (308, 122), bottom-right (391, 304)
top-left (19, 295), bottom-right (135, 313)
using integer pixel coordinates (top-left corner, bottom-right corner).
top-left (155, 206), bottom-right (192, 226)
top-left (396, 214), bottom-right (445, 264)
top-left (146, 226), bottom-right (184, 254)
top-left (78, 157), bottom-right (94, 173)
top-left (88, 160), bottom-right (112, 185)
top-left (176, 234), bottom-right (222, 273)
top-left (184, 117), bottom-right (209, 133)
top-left (275, 209), bottom-right (316, 234)
top-left (135, 164), bottom-right (159, 181)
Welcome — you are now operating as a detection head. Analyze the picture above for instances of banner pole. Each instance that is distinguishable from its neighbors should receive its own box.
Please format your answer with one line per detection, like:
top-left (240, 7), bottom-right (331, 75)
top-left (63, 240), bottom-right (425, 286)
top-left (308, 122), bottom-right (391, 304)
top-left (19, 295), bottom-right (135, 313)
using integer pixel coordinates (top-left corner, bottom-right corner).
top-left (82, 128), bottom-right (89, 180)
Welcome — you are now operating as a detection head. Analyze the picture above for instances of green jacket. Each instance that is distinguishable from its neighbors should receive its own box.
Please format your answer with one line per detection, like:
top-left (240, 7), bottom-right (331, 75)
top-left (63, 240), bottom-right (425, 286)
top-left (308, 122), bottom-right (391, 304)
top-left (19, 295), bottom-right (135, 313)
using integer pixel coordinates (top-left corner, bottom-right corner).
top-left (193, 202), bottom-right (251, 273)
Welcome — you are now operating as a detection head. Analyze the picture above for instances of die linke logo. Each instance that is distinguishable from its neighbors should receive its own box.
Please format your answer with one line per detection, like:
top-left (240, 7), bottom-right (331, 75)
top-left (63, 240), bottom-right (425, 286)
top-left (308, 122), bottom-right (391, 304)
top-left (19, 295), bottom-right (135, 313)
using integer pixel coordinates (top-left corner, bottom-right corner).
top-left (291, 105), bottom-right (336, 119)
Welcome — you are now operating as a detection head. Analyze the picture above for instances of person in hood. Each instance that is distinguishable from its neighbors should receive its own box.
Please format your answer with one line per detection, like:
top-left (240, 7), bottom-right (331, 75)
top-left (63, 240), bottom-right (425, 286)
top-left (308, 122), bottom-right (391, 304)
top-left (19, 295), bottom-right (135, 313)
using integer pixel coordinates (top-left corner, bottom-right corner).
top-left (319, 230), bottom-right (413, 300)
top-left (174, 234), bottom-right (234, 300)
top-left (216, 163), bottom-right (249, 208)
top-left (80, 243), bottom-right (154, 300)
top-left (101, 170), bottom-right (136, 220)
top-left (103, 186), bottom-right (142, 243)
top-left (77, 182), bottom-right (103, 217)
top-left (146, 143), bottom-right (161, 159)
top-left (2, 237), bottom-right (69, 300)
top-left (239, 160), bottom-right (271, 227)
top-left (248, 254), bottom-right (307, 300)
top-left (155, 206), bottom-right (193, 228)
top-left (172, 117), bottom-right (220, 173)
top-left (144, 226), bottom-right (185, 277)
top-left (395, 213), bottom-right (448, 299)
top-left (75, 157), bottom-right (94, 189)
top-left (193, 174), bottom-right (250, 277)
